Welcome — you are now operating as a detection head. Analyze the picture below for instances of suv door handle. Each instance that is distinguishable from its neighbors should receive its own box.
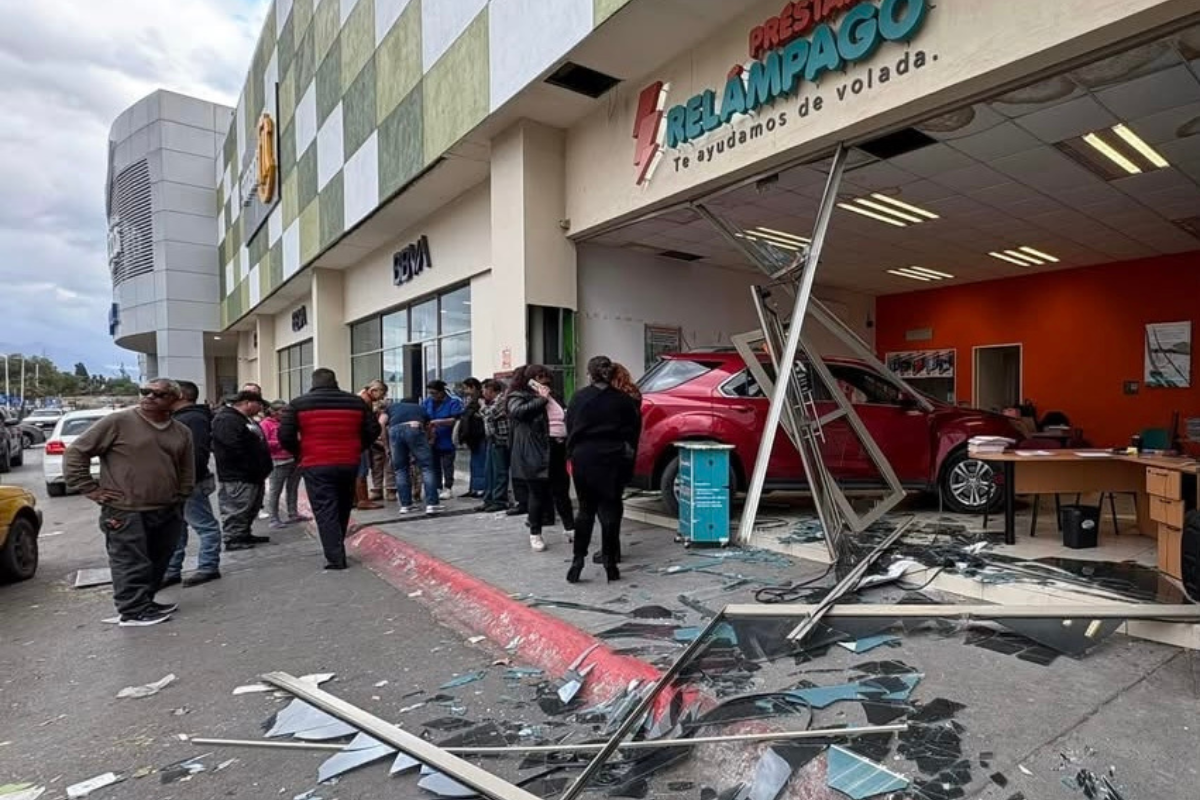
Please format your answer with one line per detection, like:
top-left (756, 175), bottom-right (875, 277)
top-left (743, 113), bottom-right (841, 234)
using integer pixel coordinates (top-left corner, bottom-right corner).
top-left (729, 404), bottom-right (753, 413)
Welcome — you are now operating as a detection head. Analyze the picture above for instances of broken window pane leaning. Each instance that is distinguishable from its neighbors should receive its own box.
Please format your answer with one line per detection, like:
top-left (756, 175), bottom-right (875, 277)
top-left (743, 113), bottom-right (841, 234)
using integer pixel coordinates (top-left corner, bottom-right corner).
top-left (825, 745), bottom-right (909, 798)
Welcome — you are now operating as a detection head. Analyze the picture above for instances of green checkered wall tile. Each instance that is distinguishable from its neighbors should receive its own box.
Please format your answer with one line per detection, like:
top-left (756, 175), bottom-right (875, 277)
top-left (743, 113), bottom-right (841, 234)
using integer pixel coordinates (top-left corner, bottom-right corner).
top-left (260, 251), bottom-right (273, 298)
top-left (239, 279), bottom-right (251, 316)
top-left (343, 56), bottom-right (375, 160)
top-left (269, 240), bottom-right (284, 290)
top-left (319, 170), bottom-right (344, 249)
top-left (375, 0), bottom-right (421, 124)
top-left (297, 144), bottom-right (318, 211)
top-left (292, 0), bottom-right (314, 39)
top-left (279, 68), bottom-right (297, 127)
top-left (278, 11), bottom-right (296, 78)
top-left (282, 169), bottom-right (300, 227)
top-left (378, 82), bottom-right (423, 200)
top-left (248, 226), bottom-right (269, 267)
top-left (223, 130), bottom-right (237, 170)
top-left (341, 0), bottom-right (373, 92)
top-left (422, 9), bottom-right (488, 163)
top-left (595, 0), bottom-right (631, 25)
top-left (280, 120), bottom-right (297, 180)
top-left (294, 23), bottom-right (317, 94)
top-left (313, 0), bottom-right (339, 64)
top-left (299, 199), bottom-right (321, 263)
top-left (316, 37), bottom-right (342, 125)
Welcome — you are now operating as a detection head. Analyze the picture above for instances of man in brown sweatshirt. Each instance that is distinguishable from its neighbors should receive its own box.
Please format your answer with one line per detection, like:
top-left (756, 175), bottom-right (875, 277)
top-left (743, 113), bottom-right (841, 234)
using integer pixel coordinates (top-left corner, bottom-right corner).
top-left (65, 378), bottom-right (195, 627)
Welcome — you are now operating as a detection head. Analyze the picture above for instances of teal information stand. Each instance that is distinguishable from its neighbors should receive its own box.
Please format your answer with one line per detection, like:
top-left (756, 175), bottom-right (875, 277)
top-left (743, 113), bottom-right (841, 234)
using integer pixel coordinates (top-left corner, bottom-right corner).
top-left (676, 441), bottom-right (735, 547)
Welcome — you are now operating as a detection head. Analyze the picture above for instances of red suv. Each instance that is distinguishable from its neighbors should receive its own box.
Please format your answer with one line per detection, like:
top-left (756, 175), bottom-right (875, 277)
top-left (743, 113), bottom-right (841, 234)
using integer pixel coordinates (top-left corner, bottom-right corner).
top-left (633, 351), bottom-right (1021, 516)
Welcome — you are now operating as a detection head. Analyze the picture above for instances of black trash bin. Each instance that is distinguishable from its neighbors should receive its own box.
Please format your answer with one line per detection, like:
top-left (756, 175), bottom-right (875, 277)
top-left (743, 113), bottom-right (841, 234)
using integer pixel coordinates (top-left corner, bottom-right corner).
top-left (1059, 504), bottom-right (1100, 549)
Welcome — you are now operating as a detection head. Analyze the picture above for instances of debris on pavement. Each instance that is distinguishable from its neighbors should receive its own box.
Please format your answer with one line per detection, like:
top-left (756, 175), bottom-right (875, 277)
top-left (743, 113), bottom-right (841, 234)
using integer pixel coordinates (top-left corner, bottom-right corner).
top-left (65, 772), bottom-right (123, 799)
top-left (440, 671), bottom-right (487, 690)
top-left (116, 673), bottom-right (176, 699)
top-left (317, 732), bottom-right (395, 782)
top-left (72, 568), bottom-right (112, 589)
top-left (0, 785), bottom-right (46, 800)
top-left (159, 755), bottom-right (208, 784)
top-left (825, 745), bottom-right (909, 798)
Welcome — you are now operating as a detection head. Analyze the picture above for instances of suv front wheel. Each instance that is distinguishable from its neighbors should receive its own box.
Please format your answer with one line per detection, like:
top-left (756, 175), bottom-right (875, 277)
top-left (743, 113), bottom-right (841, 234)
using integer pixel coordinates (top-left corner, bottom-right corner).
top-left (939, 449), bottom-right (1000, 514)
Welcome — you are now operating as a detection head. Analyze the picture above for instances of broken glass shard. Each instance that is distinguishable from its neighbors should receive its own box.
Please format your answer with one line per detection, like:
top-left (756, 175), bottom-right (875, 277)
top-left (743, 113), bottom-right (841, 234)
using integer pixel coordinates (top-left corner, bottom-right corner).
top-left (440, 671), bottom-right (487, 690)
top-left (629, 605), bottom-right (679, 619)
top-left (674, 622), bottom-right (738, 645)
top-left (860, 701), bottom-right (910, 726)
top-left (909, 698), bottom-right (966, 724)
top-left (747, 748), bottom-right (793, 800)
top-left (997, 618), bottom-right (1123, 658)
top-left (838, 635), bottom-right (901, 654)
top-left (436, 722), bottom-right (510, 750)
top-left (825, 745), bottom-right (908, 798)
top-left (317, 733), bottom-right (394, 782)
top-left (265, 699), bottom-right (355, 739)
top-left (423, 717), bottom-right (476, 731)
top-left (391, 753), bottom-right (422, 775)
top-left (418, 772), bottom-right (478, 798)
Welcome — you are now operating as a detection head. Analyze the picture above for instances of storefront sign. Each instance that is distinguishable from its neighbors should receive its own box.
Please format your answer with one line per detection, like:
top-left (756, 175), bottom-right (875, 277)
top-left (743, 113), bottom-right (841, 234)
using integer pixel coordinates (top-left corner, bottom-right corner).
top-left (239, 111), bottom-right (280, 240)
top-left (393, 235), bottom-right (432, 286)
top-left (291, 304), bottom-right (308, 332)
top-left (633, 0), bottom-right (931, 185)
top-left (645, 324), bottom-right (684, 370)
top-left (885, 348), bottom-right (954, 379)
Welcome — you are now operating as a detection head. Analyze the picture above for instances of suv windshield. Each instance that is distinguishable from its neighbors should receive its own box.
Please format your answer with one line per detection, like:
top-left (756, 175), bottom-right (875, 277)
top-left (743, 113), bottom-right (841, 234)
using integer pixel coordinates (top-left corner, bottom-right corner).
top-left (639, 359), bottom-right (716, 394)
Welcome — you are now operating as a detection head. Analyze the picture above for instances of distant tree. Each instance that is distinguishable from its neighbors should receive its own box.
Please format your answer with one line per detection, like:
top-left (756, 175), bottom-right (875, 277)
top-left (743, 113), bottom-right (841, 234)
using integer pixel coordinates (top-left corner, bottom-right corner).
top-left (74, 363), bottom-right (89, 379)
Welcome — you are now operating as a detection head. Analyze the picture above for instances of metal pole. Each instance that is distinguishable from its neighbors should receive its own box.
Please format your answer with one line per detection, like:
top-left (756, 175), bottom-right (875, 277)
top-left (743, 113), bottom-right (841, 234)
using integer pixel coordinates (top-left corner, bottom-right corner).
top-left (262, 672), bottom-right (542, 800)
top-left (723, 603), bottom-right (1200, 620)
top-left (738, 144), bottom-right (848, 546)
top-left (2, 355), bottom-right (8, 407)
top-left (18, 356), bottom-right (24, 409)
top-left (786, 518), bottom-right (912, 642)
top-left (559, 614), bottom-right (725, 800)
top-left (189, 724), bottom-right (909, 756)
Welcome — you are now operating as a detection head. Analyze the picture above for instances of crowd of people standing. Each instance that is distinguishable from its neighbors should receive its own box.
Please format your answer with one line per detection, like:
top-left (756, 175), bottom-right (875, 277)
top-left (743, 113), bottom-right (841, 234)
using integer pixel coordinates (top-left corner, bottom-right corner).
top-left (63, 355), bottom-right (644, 626)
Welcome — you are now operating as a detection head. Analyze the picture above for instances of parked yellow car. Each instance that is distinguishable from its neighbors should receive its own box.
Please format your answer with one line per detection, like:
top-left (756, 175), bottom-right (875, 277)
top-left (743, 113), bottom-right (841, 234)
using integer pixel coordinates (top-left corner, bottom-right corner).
top-left (0, 484), bottom-right (41, 581)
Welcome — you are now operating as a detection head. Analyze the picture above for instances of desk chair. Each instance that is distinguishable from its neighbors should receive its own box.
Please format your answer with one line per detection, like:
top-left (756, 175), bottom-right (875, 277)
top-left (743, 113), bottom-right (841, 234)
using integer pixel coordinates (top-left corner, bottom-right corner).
top-left (980, 437), bottom-right (1072, 537)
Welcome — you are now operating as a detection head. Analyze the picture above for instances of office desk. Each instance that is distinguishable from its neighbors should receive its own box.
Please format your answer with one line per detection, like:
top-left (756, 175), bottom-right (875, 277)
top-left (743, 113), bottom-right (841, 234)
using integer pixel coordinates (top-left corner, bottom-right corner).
top-left (975, 451), bottom-right (1198, 546)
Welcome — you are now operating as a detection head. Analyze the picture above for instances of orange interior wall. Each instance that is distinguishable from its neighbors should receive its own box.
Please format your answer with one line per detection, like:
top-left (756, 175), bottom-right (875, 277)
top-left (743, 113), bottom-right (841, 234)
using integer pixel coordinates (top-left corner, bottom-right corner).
top-left (875, 251), bottom-right (1200, 449)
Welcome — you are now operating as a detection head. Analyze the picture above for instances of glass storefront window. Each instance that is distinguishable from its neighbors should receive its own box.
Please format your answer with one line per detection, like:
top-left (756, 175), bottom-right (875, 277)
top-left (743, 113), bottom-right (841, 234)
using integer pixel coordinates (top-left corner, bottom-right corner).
top-left (441, 286), bottom-right (471, 335)
top-left (278, 340), bottom-right (314, 401)
top-left (349, 284), bottom-right (473, 397)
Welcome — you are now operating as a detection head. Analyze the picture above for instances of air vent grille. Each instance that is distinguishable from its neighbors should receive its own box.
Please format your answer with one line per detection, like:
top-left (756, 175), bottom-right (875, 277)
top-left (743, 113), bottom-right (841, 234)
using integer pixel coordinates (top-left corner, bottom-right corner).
top-left (108, 159), bottom-right (154, 286)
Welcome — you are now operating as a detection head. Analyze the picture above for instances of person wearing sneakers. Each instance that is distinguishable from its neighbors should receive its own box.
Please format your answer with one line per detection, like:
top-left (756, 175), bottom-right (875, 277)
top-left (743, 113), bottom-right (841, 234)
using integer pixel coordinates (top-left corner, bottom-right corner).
top-left (507, 365), bottom-right (574, 551)
top-left (279, 368), bottom-right (381, 570)
top-left (260, 401), bottom-right (308, 529)
top-left (161, 380), bottom-right (224, 589)
top-left (212, 390), bottom-right (274, 551)
top-left (386, 393), bottom-right (442, 514)
top-left (64, 378), bottom-right (195, 626)
top-left (355, 380), bottom-right (388, 510)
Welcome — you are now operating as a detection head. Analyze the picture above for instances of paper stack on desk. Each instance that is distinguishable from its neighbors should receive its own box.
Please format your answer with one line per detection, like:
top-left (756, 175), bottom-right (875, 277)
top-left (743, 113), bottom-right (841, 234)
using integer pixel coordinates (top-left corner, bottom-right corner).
top-left (968, 436), bottom-right (1015, 454)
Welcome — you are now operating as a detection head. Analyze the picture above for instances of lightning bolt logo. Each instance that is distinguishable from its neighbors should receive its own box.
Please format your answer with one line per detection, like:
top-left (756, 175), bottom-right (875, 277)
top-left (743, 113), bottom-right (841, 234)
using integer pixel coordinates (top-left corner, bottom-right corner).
top-left (632, 81), bottom-right (668, 186)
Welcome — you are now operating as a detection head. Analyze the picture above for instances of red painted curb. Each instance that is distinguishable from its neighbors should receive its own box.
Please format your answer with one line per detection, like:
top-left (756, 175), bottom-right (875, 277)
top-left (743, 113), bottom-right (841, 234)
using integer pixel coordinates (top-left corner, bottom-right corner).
top-left (298, 497), bottom-right (661, 705)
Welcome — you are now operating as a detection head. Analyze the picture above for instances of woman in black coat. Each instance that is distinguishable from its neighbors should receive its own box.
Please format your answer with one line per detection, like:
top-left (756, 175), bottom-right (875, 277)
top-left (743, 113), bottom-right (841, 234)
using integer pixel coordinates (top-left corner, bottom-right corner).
top-left (506, 364), bottom-right (574, 552)
top-left (565, 356), bottom-right (642, 583)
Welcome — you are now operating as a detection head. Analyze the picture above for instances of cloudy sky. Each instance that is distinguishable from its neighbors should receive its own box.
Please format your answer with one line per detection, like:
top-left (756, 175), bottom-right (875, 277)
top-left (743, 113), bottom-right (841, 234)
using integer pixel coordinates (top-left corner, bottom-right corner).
top-left (0, 0), bottom-right (268, 376)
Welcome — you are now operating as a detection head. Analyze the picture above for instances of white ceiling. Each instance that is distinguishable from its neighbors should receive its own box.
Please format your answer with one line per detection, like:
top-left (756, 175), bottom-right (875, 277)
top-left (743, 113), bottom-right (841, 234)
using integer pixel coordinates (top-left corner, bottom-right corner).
top-left (585, 24), bottom-right (1200, 296)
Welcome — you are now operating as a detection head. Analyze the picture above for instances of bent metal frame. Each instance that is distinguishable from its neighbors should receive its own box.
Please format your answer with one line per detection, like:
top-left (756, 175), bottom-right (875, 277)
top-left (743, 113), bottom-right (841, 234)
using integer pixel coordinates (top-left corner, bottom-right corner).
top-left (692, 143), bottom-right (932, 557)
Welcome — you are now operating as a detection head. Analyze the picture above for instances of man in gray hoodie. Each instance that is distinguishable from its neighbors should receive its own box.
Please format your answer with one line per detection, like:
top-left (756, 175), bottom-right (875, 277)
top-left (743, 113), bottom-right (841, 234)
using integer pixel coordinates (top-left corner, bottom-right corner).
top-left (162, 380), bottom-right (224, 588)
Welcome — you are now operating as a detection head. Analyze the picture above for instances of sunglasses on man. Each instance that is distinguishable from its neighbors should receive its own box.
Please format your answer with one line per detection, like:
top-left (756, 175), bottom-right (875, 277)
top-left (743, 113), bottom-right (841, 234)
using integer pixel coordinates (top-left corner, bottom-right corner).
top-left (139, 388), bottom-right (173, 399)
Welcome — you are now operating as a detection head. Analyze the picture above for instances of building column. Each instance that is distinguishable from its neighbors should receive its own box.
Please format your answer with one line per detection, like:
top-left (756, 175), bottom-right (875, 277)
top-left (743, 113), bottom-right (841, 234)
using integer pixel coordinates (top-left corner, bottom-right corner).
top-left (155, 329), bottom-right (207, 400)
top-left (489, 120), bottom-right (576, 372)
top-left (311, 268), bottom-right (350, 383)
top-left (255, 315), bottom-right (277, 399)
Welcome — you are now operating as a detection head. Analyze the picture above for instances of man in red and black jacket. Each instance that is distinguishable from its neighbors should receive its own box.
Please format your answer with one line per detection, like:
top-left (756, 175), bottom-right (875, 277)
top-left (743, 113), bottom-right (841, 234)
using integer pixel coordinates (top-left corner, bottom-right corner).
top-left (279, 368), bottom-right (381, 570)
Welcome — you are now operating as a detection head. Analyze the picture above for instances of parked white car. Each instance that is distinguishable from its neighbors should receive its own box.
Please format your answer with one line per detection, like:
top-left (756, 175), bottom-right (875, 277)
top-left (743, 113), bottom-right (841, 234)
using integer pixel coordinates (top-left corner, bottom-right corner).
top-left (43, 409), bottom-right (116, 497)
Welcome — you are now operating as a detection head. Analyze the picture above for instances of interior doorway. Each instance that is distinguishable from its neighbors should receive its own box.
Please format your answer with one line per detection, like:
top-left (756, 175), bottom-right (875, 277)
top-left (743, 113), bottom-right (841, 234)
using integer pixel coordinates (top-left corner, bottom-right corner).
top-left (973, 344), bottom-right (1022, 413)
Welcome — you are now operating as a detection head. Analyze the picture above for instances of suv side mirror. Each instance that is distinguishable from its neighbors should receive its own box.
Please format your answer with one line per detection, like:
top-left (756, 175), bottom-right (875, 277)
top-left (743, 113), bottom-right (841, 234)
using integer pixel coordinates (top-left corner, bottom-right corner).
top-left (3, 418), bottom-right (19, 427)
top-left (898, 394), bottom-right (919, 411)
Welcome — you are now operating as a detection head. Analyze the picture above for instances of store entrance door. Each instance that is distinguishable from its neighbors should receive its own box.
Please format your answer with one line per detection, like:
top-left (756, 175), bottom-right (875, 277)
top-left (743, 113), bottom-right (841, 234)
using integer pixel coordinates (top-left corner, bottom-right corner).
top-left (402, 344), bottom-right (424, 400)
top-left (973, 344), bottom-right (1022, 413)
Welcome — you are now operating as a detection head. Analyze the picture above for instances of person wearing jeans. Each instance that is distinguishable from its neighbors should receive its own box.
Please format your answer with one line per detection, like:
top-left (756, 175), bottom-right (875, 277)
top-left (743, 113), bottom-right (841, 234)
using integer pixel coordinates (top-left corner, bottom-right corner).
top-left (163, 380), bottom-right (224, 588)
top-left (261, 401), bottom-right (306, 528)
top-left (423, 380), bottom-right (463, 491)
top-left (387, 395), bottom-right (441, 513)
top-left (479, 379), bottom-right (510, 513)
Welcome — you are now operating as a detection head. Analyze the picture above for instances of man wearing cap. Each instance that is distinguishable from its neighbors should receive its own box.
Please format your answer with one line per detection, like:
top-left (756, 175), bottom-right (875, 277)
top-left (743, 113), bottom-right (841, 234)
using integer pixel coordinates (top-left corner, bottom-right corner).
top-left (422, 380), bottom-right (463, 493)
top-left (212, 390), bottom-right (274, 550)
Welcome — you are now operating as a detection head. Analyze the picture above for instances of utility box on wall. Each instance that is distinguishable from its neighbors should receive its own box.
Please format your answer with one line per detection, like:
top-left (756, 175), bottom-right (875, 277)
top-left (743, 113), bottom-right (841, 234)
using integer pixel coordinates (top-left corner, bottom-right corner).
top-left (676, 442), bottom-right (735, 547)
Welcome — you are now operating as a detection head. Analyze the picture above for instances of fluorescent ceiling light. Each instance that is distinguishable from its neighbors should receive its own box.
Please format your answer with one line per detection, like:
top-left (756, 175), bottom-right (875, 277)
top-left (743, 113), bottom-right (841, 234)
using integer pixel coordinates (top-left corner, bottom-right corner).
top-left (1083, 132), bottom-right (1141, 175)
top-left (1111, 124), bottom-right (1169, 169)
top-left (855, 198), bottom-right (924, 224)
top-left (838, 202), bottom-right (907, 227)
top-left (989, 251), bottom-right (1033, 267)
top-left (1018, 246), bottom-right (1059, 263)
top-left (737, 232), bottom-right (802, 251)
top-left (753, 226), bottom-right (811, 244)
top-left (887, 268), bottom-right (932, 282)
top-left (902, 266), bottom-right (954, 279)
top-left (869, 193), bottom-right (940, 220)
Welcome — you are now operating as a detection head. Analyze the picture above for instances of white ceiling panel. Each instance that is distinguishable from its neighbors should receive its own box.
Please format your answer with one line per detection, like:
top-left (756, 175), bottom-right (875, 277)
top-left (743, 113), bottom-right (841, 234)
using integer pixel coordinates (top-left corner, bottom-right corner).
top-left (1125, 102), bottom-right (1200, 144)
top-left (948, 121), bottom-right (1043, 161)
top-left (1003, 194), bottom-right (1069, 219)
top-left (967, 182), bottom-right (1044, 208)
top-left (917, 103), bottom-right (1008, 141)
top-left (890, 179), bottom-right (959, 204)
top-left (840, 161), bottom-right (920, 192)
top-left (1111, 167), bottom-right (1193, 197)
top-left (1015, 95), bottom-right (1119, 143)
top-left (991, 147), bottom-right (1106, 193)
top-left (888, 143), bottom-right (976, 177)
top-left (931, 163), bottom-right (1011, 193)
top-left (989, 75), bottom-right (1084, 118)
top-left (1095, 64), bottom-right (1200, 120)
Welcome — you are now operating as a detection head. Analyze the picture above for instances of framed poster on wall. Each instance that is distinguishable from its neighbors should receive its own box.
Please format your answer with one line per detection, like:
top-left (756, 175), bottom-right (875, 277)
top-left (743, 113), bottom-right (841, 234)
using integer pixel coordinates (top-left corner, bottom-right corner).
top-left (644, 324), bottom-right (683, 370)
top-left (1145, 321), bottom-right (1191, 388)
top-left (884, 349), bottom-right (955, 378)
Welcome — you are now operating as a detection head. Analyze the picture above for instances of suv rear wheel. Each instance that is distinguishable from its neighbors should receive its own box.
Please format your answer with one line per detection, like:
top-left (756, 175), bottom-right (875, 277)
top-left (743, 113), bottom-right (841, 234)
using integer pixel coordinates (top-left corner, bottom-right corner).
top-left (940, 449), bottom-right (1000, 514)
top-left (659, 457), bottom-right (682, 517)
top-left (0, 515), bottom-right (38, 581)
